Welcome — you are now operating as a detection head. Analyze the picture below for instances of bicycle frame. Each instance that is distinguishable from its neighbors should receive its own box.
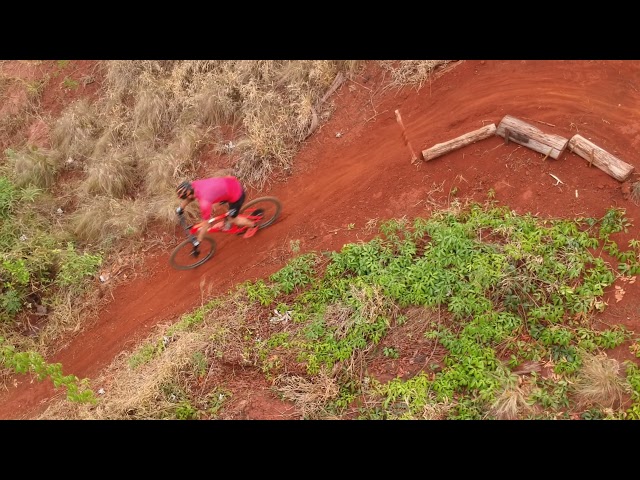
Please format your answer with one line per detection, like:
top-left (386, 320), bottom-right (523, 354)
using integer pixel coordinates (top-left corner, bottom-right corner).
top-left (181, 206), bottom-right (264, 238)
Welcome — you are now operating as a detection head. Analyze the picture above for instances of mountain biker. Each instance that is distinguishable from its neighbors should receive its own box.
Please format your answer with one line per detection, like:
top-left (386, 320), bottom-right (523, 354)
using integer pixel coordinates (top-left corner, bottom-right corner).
top-left (175, 176), bottom-right (258, 244)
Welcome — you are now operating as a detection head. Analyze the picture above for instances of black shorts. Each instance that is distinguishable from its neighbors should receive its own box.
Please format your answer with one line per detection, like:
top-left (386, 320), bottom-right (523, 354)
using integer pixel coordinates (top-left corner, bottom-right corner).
top-left (226, 189), bottom-right (246, 218)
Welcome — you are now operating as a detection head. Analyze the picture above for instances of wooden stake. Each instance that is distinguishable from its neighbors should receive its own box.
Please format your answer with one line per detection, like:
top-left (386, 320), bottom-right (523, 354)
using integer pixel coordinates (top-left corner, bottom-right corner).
top-left (395, 109), bottom-right (422, 163)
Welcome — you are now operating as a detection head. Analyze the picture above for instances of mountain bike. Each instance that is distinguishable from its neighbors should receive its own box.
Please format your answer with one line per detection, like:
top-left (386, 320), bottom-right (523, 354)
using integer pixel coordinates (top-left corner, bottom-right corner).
top-left (169, 196), bottom-right (282, 270)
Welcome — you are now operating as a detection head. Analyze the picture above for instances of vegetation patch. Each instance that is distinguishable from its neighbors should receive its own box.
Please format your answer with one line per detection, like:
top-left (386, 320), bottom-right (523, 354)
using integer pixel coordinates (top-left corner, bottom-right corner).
top-left (35, 198), bottom-right (640, 419)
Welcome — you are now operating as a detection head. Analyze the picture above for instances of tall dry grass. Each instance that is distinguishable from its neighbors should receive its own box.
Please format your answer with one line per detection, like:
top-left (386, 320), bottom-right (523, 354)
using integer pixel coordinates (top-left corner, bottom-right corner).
top-left (572, 352), bottom-right (631, 409)
top-left (50, 99), bottom-right (101, 163)
top-left (23, 60), bottom-right (448, 250)
top-left (5, 146), bottom-right (59, 189)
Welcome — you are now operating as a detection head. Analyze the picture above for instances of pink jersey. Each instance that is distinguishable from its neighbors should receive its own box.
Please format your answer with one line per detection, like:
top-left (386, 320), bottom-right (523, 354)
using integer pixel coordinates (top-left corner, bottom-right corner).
top-left (192, 176), bottom-right (244, 220)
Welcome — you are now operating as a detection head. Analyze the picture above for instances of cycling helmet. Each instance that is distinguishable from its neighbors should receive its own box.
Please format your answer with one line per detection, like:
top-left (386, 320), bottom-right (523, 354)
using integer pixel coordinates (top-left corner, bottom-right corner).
top-left (176, 181), bottom-right (194, 199)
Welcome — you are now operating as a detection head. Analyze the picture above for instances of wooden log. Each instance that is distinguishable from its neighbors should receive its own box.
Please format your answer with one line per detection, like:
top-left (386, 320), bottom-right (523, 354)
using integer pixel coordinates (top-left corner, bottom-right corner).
top-left (567, 134), bottom-right (635, 182)
top-left (422, 124), bottom-right (497, 162)
top-left (496, 115), bottom-right (569, 159)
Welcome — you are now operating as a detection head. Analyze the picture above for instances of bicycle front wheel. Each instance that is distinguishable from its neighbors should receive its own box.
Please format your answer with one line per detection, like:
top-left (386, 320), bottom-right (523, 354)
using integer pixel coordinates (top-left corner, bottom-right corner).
top-left (169, 236), bottom-right (216, 270)
top-left (240, 196), bottom-right (282, 230)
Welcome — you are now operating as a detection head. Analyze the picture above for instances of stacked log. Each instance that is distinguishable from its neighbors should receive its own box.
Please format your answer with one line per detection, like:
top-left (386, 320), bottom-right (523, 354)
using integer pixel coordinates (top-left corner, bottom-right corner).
top-left (495, 115), bottom-right (569, 160)
top-left (568, 134), bottom-right (635, 182)
top-left (415, 113), bottom-right (636, 184)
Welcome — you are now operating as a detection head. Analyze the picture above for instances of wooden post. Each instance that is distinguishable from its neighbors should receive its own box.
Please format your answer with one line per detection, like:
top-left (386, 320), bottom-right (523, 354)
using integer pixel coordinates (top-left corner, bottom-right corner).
top-left (395, 109), bottom-right (422, 163)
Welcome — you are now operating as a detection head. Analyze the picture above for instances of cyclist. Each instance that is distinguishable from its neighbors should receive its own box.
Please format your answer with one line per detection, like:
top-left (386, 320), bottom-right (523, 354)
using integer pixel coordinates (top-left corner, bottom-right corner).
top-left (175, 176), bottom-right (258, 244)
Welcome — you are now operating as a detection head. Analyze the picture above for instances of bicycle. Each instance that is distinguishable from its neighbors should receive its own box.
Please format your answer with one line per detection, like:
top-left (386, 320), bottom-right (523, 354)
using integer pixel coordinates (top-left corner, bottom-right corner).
top-left (169, 196), bottom-right (282, 270)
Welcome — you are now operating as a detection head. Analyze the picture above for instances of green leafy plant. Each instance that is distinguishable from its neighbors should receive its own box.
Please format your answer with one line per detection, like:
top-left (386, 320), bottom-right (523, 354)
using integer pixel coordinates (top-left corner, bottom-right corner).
top-left (1, 290), bottom-right (22, 317)
top-left (383, 346), bottom-right (399, 359)
top-left (61, 77), bottom-right (79, 90)
top-left (243, 279), bottom-right (279, 306)
top-left (269, 253), bottom-right (317, 294)
top-left (175, 401), bottom-right (198, 420)
top-left (55, 243), bottom-right (103, 295)
top-left (0, 337), bottom-right (95, 403)
top-left (0, 175), bottom-right (16, 217)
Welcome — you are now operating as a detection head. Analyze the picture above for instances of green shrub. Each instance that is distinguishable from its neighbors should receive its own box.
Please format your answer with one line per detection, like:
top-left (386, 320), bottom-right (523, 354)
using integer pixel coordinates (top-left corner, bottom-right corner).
top-left (55, 243), bottom-right (102, 295)
top-left (0, 175), bottom-right (16, 218)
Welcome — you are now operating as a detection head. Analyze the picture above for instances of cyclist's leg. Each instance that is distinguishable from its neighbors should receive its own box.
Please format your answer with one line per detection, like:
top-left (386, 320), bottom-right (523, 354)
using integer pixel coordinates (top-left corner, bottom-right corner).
top-left (228, 190), bottom-right (253, 228)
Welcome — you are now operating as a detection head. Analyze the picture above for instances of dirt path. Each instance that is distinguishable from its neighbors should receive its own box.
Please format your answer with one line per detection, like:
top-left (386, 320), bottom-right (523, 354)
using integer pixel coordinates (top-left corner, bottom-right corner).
top-left (2, 60), bottom-right (640, 419)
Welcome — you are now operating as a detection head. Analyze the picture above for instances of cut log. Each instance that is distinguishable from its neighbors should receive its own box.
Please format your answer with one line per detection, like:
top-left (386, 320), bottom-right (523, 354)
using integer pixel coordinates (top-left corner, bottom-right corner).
top-left (567, 134), bottom-right (635, 182)
top-left (496, 115), bottom-right (569, 159)
top-left (422, 124), bottom-right (496, 162)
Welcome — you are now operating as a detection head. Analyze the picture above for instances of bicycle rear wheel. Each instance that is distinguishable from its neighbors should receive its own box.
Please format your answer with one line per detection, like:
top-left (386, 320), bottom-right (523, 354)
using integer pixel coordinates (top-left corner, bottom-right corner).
top-left (169, 236), bottom-right (216, 270)
top-left (239, 196), bottom-right (282, 230)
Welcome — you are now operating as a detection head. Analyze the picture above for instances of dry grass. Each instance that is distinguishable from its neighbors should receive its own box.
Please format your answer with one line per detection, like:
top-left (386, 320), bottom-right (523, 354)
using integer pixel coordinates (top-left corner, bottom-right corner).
top-left (50, 99), bottom-right (101, 163)
top-left (572, 352), bottom-right (631, 409)
top-left (323, 302), bottom-right (356, 339)
top-left (5, 146), bottom-right (58, 189)
top-left (350, 283), bottom-right (398, 325)
top-left (380, 60), bottom-right (452, 92)
top-left (38, 329), bottom-right (212, 419)
top-left (273, 369), bottom-right (339, 419)
top-left (0, 74), bottom-right (47, 148)
top-left (139, 150), bottom-right (182, 199)
top-left (488, 380), bottom-right (534, 420)
top-left (189, 73), bottom-right (241, 128)
top-left (323, 285), bottom-right (397, 345)
top-left (37, 288), bottom-right (261, 419)
top-left (132, 84), bottom-right (174, 141)
top-left (82, 148), bottom-right (138, 198)
top-left (420, 399), bottom-right (454, 419)
top-left (24, 60), bottom-right (439, 245)
top-left (166, 123), bottom-right (209, 172)
top-left (203, 290), bottom-right (263, 367)
top-left (100, 60), bottom-right (163, 106)
top-left (69, 196), bottom-right (150, 246)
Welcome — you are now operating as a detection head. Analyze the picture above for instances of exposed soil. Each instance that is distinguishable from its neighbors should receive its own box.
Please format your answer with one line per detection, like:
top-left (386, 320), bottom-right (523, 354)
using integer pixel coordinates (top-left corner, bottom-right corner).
top-left (2, 60), bottom-right (640, 419)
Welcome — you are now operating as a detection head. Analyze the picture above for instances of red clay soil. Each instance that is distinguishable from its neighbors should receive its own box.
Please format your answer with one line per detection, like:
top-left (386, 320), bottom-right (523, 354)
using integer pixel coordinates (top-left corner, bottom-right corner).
top-left (2, 60), bottom-right (640, 419)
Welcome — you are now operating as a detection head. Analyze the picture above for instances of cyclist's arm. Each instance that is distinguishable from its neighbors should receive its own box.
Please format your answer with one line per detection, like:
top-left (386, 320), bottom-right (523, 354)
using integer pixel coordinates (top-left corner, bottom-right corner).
top-left (178, 196), bottom-right (194, 212)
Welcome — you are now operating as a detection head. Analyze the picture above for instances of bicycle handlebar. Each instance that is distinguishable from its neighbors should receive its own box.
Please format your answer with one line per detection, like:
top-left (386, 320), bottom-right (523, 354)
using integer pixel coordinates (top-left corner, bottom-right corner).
top-left (176, 207), bottom-right (231, 246)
